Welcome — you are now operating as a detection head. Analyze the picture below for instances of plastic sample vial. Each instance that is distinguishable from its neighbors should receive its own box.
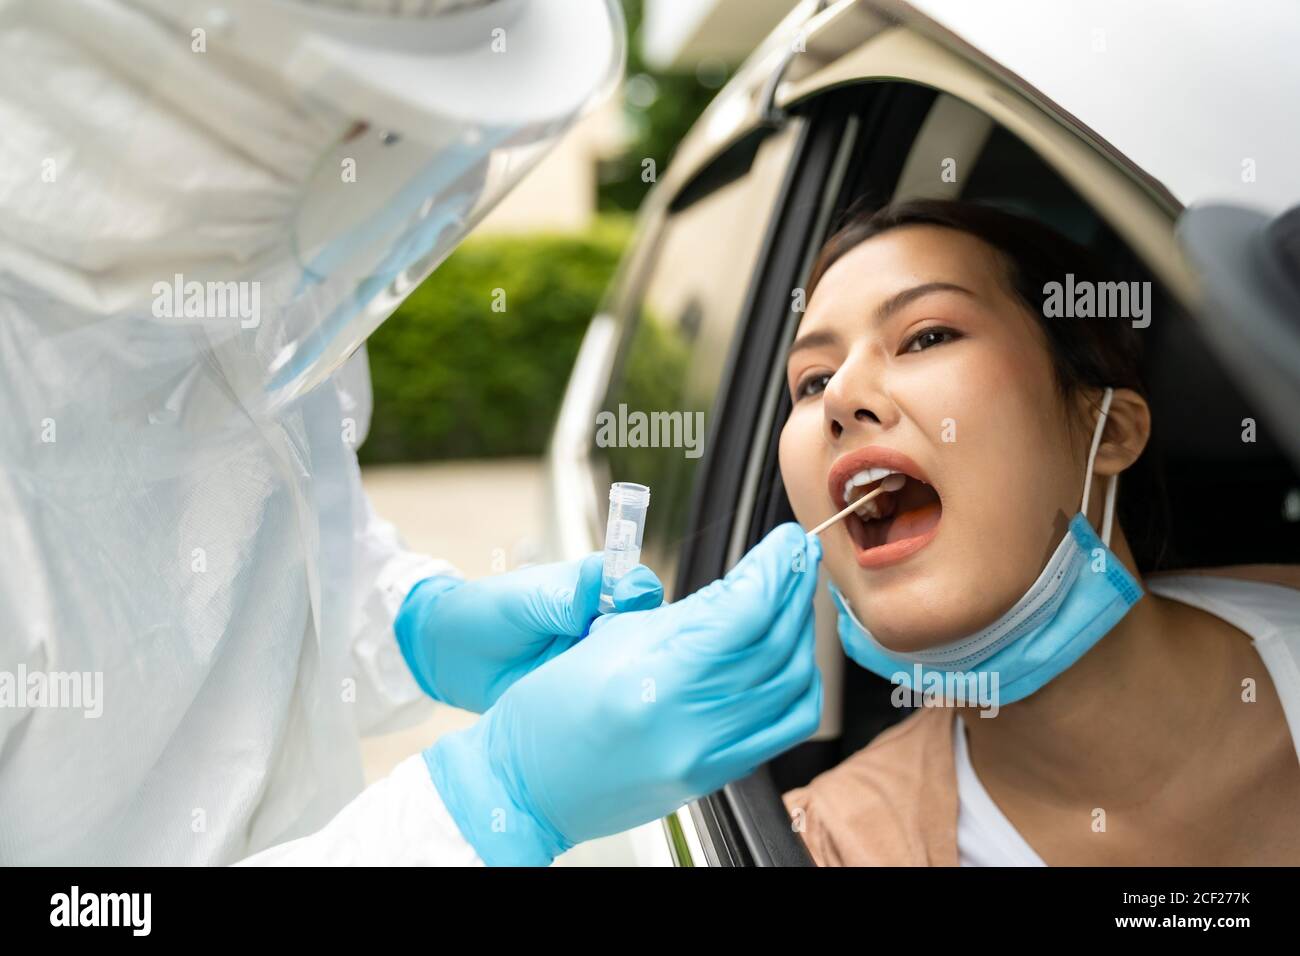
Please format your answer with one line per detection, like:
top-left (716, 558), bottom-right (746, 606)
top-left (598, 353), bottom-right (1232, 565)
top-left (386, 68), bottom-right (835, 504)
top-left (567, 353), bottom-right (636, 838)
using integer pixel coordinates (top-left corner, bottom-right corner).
top-left (599, 482), bottom-right (651, 613)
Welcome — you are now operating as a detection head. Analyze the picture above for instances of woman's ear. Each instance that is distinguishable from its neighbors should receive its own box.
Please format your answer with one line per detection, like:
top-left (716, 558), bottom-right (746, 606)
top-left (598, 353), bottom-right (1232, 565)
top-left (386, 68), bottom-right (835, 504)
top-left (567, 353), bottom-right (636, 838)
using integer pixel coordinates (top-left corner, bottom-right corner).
top-left (1093, 387), bottom-right (1151, 476)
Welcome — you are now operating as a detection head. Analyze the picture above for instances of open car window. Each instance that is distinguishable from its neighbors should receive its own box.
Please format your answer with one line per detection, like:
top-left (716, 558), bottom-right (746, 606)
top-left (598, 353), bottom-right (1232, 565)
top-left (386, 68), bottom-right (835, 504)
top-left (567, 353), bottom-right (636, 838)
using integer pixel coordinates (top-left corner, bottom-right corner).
top-left (679, 78), bottom-right (1300, 865)
top-left (594, 121), bottom-right (804, 598)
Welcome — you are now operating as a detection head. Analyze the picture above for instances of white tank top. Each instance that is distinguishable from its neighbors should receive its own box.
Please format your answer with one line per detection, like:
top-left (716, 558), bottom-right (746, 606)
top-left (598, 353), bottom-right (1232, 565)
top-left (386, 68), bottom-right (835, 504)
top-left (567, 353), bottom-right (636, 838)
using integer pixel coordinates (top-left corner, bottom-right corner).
top-left (954, 573), bottom-right (1300, 867)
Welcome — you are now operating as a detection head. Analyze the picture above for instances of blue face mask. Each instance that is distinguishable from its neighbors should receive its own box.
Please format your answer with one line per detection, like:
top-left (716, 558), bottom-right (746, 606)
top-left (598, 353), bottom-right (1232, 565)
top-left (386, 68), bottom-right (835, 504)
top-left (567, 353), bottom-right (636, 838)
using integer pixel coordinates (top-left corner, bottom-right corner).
top-left (829, 386), bottom-right (1144, 707)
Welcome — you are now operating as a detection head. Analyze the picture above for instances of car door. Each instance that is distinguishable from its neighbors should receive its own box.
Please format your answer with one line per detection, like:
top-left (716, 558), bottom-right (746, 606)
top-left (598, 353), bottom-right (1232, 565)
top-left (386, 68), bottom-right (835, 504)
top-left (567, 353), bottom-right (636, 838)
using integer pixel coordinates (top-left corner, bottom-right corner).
top-left (548, 0), bottom-right (1299, 866)
top-left (542, 92), bottom-right (813, 866)
top-left (668, 12), bottom-right (1300, 865)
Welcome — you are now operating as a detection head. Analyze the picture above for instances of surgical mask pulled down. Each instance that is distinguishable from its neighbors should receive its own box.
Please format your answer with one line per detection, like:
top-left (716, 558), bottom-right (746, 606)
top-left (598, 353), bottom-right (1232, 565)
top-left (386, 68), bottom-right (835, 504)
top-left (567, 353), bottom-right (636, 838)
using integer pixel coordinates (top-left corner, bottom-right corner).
top-left (817, 387), bottom-right (1144, 710)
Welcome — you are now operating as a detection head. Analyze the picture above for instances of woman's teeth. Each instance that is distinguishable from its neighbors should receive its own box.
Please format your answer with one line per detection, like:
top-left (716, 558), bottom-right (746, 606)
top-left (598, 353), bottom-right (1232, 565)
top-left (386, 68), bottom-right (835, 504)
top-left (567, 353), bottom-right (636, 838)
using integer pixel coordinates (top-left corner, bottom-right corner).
top-left (842, 468), bottom-right (904, 508)
top-left (855, 497), bottom-right (882, 519)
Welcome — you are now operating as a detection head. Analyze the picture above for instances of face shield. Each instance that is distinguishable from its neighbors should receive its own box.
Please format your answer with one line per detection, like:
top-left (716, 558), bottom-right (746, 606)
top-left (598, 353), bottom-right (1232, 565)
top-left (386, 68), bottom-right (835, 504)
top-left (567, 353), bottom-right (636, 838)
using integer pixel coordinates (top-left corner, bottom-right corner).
top-left (113, 0), bottom-right (627, 414)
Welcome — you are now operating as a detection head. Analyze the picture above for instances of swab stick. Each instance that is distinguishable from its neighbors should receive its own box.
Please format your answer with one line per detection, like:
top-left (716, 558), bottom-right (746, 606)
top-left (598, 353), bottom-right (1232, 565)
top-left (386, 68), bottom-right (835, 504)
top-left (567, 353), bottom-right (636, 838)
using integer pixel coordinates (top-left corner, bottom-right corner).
top-left (809, 474), bottom-right (907, 537)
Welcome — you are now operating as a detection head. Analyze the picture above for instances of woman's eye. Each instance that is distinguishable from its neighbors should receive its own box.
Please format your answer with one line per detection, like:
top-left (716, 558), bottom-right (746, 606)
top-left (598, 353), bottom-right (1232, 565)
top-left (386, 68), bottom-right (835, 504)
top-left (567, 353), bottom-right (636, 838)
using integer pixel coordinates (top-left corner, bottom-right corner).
top-left (904, 326), bottom-right (960, 353)
top-left (794, 372), bottom-right (831, 400)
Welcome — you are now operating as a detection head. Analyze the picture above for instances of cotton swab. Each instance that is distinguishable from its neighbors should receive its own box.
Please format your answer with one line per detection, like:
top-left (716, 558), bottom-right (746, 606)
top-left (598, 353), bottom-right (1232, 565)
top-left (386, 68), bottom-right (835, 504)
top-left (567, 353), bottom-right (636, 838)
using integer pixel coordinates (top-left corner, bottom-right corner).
top-left (809, 474), bottom-right (907, 537)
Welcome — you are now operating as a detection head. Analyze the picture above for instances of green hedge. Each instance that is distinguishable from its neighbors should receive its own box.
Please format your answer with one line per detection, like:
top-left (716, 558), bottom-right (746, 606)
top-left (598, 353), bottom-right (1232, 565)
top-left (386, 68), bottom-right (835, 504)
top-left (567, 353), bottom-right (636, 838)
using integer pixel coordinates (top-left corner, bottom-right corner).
top-left (359, 214), bottom-right (634, 464)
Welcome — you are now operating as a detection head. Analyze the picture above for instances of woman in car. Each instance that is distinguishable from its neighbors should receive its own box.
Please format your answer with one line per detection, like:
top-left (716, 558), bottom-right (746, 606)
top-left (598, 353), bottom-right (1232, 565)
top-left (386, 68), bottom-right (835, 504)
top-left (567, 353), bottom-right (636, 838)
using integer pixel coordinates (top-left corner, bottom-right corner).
top-left (779, 198), bottom-right (1300, 865)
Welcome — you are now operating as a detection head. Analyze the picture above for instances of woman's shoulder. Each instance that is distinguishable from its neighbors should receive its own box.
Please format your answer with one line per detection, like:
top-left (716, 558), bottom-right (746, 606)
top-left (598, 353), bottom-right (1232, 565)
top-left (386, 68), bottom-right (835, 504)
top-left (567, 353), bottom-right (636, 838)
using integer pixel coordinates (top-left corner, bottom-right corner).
top-left (782, 707), bottom-right (960, 866)
top-left (1146, 563), bottom-right (1300, 644)
top-left (1149, 564), bottom-right (1300, 591)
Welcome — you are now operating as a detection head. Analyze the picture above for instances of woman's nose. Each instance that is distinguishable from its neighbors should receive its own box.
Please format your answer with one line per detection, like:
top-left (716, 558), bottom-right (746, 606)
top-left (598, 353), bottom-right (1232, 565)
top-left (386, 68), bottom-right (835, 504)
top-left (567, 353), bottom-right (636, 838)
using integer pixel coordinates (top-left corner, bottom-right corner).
top-left (823, 361), bottom-right (893, 441)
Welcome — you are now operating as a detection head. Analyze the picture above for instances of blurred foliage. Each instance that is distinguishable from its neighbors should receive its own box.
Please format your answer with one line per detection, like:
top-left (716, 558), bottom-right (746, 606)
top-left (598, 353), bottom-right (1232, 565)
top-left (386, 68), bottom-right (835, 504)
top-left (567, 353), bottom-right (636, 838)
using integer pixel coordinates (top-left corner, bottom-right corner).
top-left (362, 0), bottom-right (732, 463)
top-left (599, 0), bottom-right (734, 213)
top-left (360, 214), bottom-right (634, 464)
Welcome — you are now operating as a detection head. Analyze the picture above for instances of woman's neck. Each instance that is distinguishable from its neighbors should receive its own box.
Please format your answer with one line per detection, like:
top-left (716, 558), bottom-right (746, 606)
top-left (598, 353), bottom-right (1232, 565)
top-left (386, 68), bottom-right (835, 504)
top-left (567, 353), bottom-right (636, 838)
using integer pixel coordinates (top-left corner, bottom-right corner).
top-left (961, 530), bottom-right (1244, 806)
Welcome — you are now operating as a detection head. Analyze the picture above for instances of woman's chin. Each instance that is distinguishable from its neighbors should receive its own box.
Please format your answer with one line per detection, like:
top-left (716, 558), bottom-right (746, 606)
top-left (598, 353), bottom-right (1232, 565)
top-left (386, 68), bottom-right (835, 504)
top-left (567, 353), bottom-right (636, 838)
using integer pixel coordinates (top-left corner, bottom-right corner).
top-left (845, 584), bottom-right (1022, 653)
top-left (837, 578), bottom-right (996, 652)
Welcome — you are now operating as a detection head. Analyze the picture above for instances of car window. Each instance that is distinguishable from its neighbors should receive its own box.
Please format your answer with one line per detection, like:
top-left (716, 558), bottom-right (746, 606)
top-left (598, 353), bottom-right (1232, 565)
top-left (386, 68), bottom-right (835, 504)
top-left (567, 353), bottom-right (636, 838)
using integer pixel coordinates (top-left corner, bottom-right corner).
top-left (895, 93), bottom-right (1099, 238)
top-left (752, 81), bottom-right (1298, 780)
top-left (882, 89), bottom-right (1298, 570)
top-left (593, 120), bottom-right (803, 597)
top-left (888, 91), bottom-right (1119, 243)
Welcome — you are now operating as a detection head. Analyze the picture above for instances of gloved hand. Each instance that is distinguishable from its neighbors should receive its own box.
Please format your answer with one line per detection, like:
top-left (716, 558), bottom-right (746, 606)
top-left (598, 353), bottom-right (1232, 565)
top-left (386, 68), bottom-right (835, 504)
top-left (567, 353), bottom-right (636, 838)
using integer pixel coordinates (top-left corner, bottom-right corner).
top-left (395, 556), bottom-right (664, 714)
top-left (423, 523), bottom-right (822, 866)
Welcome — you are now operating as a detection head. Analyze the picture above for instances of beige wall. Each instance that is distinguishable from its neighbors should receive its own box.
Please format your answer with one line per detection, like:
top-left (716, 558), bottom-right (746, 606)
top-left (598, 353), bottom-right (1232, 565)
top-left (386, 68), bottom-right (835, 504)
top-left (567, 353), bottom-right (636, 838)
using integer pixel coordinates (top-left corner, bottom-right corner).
top-left (474, 96), bottom-right (629, 234)
top-left (643, 0), bottom-right (796, 69)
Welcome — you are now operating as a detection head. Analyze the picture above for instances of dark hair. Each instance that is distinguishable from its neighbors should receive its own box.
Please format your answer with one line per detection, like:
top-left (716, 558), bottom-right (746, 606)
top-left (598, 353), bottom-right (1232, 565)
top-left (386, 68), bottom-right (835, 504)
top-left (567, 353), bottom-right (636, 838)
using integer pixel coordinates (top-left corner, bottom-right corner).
top-left (805, 197), bottom-right (1168, 570)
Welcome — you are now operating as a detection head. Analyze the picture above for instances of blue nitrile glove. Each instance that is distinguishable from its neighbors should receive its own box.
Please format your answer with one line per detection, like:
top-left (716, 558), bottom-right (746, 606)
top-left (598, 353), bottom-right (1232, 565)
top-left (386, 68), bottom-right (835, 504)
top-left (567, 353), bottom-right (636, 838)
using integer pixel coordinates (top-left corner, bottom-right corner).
top-left (395, 556), bottom-right (664, 715)
top-left (423, 523), bottom-right (823, 866)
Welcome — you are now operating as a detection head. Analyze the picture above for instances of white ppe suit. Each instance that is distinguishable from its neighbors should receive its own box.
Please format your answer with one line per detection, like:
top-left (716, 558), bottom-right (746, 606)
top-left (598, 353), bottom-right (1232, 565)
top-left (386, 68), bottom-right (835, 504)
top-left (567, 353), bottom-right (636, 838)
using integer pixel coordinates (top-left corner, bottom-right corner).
top-left (0, 0), bottom-right (622, 864)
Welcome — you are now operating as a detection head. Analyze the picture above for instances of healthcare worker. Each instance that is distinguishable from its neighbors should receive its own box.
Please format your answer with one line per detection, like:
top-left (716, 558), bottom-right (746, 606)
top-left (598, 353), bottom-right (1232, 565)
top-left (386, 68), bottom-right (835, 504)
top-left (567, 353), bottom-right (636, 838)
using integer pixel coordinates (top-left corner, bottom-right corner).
top-left (0, 0), bottom-right (823, 866)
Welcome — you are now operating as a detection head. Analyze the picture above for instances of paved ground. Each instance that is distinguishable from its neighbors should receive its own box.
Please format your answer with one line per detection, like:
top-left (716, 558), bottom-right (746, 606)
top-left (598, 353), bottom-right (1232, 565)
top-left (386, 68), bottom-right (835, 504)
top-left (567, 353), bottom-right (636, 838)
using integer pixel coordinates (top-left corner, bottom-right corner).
top-left (358, 457), bottom-right (546, 784)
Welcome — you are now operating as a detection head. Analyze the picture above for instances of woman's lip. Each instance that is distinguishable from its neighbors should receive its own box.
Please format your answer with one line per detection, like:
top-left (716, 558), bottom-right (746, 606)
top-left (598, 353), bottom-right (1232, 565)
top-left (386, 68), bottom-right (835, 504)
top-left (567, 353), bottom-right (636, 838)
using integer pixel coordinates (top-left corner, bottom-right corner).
top-left (852, 520), bottom-right (940, 569)
top-left (826, 445), bottom-right (932, 509)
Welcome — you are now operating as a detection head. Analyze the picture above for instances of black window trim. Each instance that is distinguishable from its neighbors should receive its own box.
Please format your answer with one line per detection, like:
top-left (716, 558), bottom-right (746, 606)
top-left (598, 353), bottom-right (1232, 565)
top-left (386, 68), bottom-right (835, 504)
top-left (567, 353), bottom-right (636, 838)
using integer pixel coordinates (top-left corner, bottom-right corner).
top-left (674, 83), bottom-right (940, 866)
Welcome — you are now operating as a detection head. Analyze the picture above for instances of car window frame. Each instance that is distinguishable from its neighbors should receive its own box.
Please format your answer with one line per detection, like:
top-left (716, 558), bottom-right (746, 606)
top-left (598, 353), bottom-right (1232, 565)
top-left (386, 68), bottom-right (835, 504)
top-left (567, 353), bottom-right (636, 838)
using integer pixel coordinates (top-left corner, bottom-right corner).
top-left (550, 99), bottom-right (815, 866)
top-left (663, 3), bottom-right (1294, 869)
top-left (670, 85), bottom-right (898, 866)
top-left (677, 64), bottom-right (1209, 864)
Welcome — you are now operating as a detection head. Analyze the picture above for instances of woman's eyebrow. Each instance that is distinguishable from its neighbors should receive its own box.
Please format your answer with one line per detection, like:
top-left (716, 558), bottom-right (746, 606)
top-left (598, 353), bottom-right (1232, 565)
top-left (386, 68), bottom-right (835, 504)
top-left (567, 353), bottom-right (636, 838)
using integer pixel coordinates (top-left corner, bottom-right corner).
top-left (787, 328), bottom-right (839, 359)
top-left (787, 281), bottom-right (976, 360)
top-left (876, 281), bottom-right (977, 323)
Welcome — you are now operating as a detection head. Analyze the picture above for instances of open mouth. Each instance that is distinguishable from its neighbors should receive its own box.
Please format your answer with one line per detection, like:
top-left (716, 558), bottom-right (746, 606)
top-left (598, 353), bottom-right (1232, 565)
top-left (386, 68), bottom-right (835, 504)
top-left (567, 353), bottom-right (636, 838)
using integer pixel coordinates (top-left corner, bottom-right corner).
top-left (827, 450), bottom-right (943, 569)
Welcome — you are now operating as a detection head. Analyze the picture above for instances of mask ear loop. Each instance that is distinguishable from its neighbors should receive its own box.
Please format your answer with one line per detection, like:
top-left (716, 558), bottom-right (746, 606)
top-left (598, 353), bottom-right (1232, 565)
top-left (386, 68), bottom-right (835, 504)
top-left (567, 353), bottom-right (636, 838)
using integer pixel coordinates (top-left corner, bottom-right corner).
top-left (1100, 466), bottom-right (1119, 547)
top-left (1079, 386), bottom-right (1119, 546)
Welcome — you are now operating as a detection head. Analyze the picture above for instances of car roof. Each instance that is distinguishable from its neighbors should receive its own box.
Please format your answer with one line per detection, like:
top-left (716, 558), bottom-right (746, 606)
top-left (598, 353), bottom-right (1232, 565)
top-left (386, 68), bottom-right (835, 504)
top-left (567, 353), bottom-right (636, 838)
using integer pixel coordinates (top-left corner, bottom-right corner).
top-left (906, 0), bottom-right (1300, 215)
top-left (661, 0), bottom-right (1300, 216)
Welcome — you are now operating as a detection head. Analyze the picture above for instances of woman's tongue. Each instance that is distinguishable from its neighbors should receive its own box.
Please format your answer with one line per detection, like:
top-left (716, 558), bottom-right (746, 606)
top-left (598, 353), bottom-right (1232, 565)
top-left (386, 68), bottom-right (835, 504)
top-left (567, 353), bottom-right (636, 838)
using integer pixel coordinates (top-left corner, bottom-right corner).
top-left (883, 500), bottom-right (941, 544)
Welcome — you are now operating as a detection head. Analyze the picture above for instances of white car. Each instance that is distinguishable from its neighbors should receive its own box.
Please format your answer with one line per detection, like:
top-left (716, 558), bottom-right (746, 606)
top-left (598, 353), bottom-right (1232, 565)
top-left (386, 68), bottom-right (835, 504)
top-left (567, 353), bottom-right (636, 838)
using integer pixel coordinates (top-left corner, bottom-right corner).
top-left (545, 0), bottom-right (1300, 866)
